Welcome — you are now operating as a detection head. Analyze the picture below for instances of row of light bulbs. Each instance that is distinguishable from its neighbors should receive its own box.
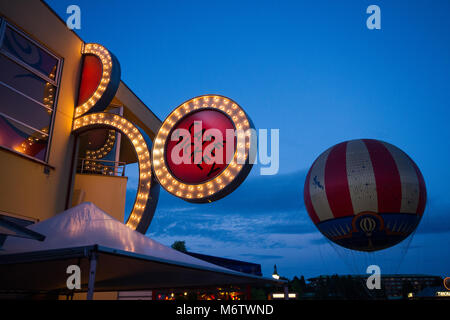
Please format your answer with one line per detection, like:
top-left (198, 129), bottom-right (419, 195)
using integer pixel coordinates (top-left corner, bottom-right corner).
top-left (86, 130), bottom-right (115, 159)
top-left (152, 95), bottom-right (252, 201)
top-left (84, 130), bottom-right (116, 172)
top-left (73, 46), bottom-right (252, 222)
top-left (75, 43), bottom-right (112, 117)
top-left (73, 112), bottom-right (152, 230)
top-left (73, 44), bottom-right (152, 230)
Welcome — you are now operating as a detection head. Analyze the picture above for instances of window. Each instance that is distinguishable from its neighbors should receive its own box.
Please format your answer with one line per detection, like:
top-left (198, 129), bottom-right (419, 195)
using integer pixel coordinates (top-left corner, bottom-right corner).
top-left (0, 19), bottom-right (61, 162)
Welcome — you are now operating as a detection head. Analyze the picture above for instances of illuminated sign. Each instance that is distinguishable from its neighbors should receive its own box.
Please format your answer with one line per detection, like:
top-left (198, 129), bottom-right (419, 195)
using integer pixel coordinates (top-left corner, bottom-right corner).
top-left (72, 43), bottom-right (159, 234)
top-left (73, 45), bottom-right (255, 230)
top-left (152, 95), bottom-right (255, 203)
top-left (75, 43), bottom-right (121, 117)
top-left (444, 277), bottom-right (450, 291)
top-left (73, 113), bottom-right (159, 232)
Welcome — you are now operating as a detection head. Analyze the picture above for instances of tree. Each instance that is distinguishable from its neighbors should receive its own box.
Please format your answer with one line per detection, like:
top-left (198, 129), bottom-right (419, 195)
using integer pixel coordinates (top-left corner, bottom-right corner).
top-left (299, 276), bottom-right (306, 288)
top-left (251, 288), bottom-right (267, 300)
top-left (171, 240), bottom-right (187, 253)
top-left (401, 281), bottom-right (414, 300)
top-left (290, 276), bottom-right (306, 298)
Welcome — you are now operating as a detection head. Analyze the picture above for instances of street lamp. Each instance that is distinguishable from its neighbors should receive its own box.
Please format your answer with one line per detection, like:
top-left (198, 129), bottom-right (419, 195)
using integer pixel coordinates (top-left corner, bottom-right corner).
top-left (272, 264), bottom-right (280, 280)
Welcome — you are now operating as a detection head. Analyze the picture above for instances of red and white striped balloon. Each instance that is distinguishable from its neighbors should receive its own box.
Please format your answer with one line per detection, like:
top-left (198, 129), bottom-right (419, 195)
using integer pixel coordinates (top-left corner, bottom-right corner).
top-left (304, 139), bottom-right (426, 251)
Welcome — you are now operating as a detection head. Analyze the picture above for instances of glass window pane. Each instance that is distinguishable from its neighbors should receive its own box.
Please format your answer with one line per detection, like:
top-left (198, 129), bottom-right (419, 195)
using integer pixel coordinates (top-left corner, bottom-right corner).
top-left (1, 26), bottom-right (58, 80)
top-left (0, 55), bottom-right (56, 108)
top-left (0, 114), bottom-right (48, 161)
top-left (0, 84), bottom-right (52, 132)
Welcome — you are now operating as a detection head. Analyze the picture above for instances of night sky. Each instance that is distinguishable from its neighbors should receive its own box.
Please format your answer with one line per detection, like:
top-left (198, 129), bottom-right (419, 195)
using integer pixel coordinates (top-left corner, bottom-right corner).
top-left (47, 0), bottom-right (450, 279)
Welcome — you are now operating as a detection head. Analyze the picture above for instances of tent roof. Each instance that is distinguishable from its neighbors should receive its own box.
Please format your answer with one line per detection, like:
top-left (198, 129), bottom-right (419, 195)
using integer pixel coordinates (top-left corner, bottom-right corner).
top-left (0, 203), bottom-right (282, 293)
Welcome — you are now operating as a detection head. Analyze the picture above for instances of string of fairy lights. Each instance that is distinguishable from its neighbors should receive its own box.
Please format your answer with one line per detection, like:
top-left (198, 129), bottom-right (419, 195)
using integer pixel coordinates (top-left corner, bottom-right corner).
top-left (17, 67), bottom-right (56, 155)
top-left (152, 95), bottom-right (252, 202)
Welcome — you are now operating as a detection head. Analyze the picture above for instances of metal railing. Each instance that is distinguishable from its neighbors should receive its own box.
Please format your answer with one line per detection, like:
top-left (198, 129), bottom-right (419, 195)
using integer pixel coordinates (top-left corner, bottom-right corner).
top-left (77, 158), bottom-right (126, 177)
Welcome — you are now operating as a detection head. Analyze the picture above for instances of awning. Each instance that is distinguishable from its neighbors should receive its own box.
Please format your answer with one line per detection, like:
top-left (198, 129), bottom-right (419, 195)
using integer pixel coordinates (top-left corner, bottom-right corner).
top-left (0, 215), bottom-right (45, 242)
top-left (0, 203), bottom-right (283, 296)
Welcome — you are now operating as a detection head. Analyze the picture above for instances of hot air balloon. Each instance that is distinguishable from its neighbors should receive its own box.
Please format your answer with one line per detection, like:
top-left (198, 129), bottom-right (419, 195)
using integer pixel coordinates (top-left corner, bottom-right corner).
top-left (304, 139), bottom-right (426, 252)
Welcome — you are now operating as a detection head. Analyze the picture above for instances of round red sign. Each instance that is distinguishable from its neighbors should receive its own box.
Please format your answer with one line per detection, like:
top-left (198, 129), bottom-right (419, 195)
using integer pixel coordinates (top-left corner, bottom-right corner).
top-left (152, 94), bottom-right (254, 203)
top-left (165, 109), bottom-right (235, 184)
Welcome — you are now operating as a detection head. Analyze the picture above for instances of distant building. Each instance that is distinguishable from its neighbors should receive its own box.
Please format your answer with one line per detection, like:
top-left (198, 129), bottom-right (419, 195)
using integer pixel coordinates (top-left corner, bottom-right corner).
top-left (308, 274), bottom-right (442, 299)
top-left (148, 251), bottom-right (263, 300)
top-left (381, 274), bottom-right (442, 298)
top-left (414, 285), bottom-right (450, 299)
top-left (185, 252), bottom-right (262, 276)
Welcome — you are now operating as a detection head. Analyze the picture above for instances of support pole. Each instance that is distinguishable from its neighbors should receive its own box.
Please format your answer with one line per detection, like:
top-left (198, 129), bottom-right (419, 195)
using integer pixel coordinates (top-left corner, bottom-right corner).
top-left (284, 285), bottom-right (289, 300)
top-left (246, 285), bottom-right (252, 300)
top-left (87, 251), bottom-right (98, 300)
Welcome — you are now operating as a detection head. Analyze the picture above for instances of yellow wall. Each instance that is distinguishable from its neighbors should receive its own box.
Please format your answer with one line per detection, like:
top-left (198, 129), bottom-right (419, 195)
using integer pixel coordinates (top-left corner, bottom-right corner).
top-left (0, 1), bottom-right (161, 223)
top-left (0, 0), bottom-right (83, 221)
top-left (72, 174), bottom-right (127, 222)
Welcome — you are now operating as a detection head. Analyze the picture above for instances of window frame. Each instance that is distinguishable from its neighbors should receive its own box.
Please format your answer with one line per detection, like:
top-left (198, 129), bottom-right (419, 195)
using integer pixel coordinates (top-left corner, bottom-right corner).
top-left (0, 17), bottom-right (64, 164)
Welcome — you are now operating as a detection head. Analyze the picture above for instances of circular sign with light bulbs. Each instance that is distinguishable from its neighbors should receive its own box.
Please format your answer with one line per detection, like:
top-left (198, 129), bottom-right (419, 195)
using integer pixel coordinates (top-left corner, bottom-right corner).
top-left (444, 277), bottom-right (450, 291)
top-left (72, 43), bottom-right (159, 234)
top-left (152, 95), bottom-right (255, 203)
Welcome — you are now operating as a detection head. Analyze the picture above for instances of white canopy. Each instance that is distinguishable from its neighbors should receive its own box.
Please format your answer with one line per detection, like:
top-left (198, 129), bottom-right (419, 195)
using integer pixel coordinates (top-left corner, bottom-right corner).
top-left (2, 202), bottom-right (234, 271)
top-left (0, 203), bottom-right (280, 294)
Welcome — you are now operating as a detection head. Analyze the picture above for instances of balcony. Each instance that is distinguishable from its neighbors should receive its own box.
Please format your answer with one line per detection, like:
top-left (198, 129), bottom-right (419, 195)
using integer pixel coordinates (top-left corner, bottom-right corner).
top-left (77, 158), bottom-right (126, 177)
top-left (72, 158), bottom-right (129, 222)
top-left (70, 107), bottom-right (133, 222)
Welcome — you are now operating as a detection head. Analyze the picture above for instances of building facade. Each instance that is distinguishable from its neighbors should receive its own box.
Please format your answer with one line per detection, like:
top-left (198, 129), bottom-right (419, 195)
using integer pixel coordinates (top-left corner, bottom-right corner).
top-left (0, 0), bottom-right (161, 229)
top-left (0, 1), bottom-right (284, 300)
top-left (307, 274), bottom-right (443, 299)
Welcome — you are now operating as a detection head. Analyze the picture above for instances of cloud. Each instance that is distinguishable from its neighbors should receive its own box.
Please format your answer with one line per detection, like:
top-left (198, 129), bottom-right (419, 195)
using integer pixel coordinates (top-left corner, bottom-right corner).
top-left (308, 237), bottom-right (330, 246)
top-left (125, 169), bottom-right (312, 239)
top-left (148, 211), bottom-right (315, 250)
top-left (126, 167), bottom-right (450, 244)
top-left (125, 167), bottom-right (450, 278)
top-left (415, 200), bottom-right (450, 235)
top-left (238, 253), bottom-right (284, 260)
top-left (149, 169), bottom-right (308, 215)
top-left (263, 220), bottom-right (315, 235)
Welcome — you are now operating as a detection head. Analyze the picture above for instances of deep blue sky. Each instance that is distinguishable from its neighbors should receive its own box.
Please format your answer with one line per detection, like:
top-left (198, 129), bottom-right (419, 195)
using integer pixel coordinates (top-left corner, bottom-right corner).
top-left (47, 0), bottom-right (450, 279)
